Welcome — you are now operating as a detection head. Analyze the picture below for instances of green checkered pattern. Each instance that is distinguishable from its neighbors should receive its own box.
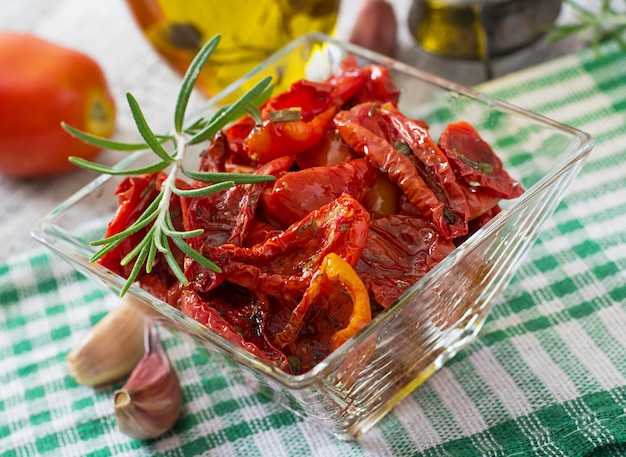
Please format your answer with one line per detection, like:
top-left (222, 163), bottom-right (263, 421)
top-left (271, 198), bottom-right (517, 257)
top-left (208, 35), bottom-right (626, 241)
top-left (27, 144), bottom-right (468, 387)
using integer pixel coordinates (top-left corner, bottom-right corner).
top-left (2, 40), bottom-right (626, 456)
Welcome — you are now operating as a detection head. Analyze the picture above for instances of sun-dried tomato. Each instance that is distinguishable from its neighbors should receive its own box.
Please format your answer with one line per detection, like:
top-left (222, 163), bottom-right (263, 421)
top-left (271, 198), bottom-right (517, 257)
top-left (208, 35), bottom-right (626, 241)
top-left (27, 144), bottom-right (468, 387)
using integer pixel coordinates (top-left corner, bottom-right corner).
top-left (178, 286), bottom-right (289, 370)
top-left (204, 194), bottom-right (370, 299)
top-left (261, 158), bottom-right (375, 228)
top-left (438, 121), bottom-right (524, 199)
top-left (355, 214), bottom-right (455, 307)
top-left (348, 64), bottom-right (400, 107)
top-left (334, 102), bottom-right (468, 240)
top-left (274, 253), bottom-right (371, 351)
top-left (245, 80), bottom-right (342, 163)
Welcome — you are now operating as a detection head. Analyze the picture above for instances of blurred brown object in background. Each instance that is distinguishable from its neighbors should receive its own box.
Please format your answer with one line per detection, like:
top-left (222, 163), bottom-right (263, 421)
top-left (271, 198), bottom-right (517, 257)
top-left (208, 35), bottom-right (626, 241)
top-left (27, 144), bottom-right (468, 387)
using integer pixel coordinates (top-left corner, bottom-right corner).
top-left (349, 0), bottom-right (398, 55)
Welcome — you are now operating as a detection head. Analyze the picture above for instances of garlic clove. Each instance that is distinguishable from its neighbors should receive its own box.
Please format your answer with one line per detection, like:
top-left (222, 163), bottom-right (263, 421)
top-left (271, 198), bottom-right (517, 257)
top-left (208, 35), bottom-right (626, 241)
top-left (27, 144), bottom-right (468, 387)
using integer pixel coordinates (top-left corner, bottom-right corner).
top-left (67, 299), bottom-right (146, 386)
top-left (114, 319), bottom-right (182, 440)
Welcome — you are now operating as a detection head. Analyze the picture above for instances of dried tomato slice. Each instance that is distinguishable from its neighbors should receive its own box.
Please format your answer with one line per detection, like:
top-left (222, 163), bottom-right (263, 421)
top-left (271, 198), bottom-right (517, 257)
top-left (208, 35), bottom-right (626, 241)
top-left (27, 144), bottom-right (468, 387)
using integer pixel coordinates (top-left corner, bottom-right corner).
top-left (438, 121), bottom-right (524, 199)
top-left (227, 156), bottom-right (294, 245)
top-left (274, 253), bottom-right (371, 351)
top-left (205, 194), bottom-right (370, 299)
top-left (355, 214), bottom-right (456, 307)
top-left (178, 286), bottom-right (288, 370)
top-left (323, 55), bottom-right (367, 103)
top-left (261, 158), bottom-right (375, 228)
top-left (334, 102), bottom-right (468, 240)
top-left (245, 80), bottom-right (342, 163)
top-left (181, 156), bottom-right (292, 293)
top-left (348, 64), bottom-right (400, 107)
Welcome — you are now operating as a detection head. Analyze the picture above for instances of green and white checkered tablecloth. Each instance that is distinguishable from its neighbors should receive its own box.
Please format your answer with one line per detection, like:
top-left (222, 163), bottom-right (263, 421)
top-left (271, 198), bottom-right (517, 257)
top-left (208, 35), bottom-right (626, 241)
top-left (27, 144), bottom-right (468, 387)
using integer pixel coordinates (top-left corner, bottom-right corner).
top-left (2, 39), bottom-right (626, 456)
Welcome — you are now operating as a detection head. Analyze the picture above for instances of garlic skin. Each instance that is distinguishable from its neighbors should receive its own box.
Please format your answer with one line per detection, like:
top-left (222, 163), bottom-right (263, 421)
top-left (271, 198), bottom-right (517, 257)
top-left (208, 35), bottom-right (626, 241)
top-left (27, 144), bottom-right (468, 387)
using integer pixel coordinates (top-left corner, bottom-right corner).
top-left (67, 300), bottom-right (145, 386)
top-left (114, 320), bottom-right (182, 440)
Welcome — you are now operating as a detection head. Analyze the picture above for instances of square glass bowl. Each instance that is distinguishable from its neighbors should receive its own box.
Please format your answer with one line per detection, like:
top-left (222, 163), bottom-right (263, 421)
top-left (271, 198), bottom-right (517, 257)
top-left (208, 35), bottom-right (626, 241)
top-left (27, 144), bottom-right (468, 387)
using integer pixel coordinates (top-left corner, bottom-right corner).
top-left (32, 33), bottom-right (593, 440)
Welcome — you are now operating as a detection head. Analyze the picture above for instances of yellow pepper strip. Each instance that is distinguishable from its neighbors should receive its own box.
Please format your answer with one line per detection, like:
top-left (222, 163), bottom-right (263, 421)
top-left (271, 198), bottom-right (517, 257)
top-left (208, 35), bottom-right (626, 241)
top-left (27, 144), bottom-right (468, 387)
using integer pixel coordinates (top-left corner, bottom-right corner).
top-left (318, 253), bottom-right (372, 350)
top-left (273, 252), bottom-right (372, 351)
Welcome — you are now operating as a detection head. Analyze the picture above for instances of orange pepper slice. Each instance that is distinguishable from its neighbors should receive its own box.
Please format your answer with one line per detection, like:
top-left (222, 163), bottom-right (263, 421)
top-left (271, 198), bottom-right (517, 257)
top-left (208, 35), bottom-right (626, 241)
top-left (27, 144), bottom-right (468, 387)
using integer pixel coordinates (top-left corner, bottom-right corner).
top-left (320, 253), bottom-right (372, 350)
top-left (274, 252), bottom-right (371, 351)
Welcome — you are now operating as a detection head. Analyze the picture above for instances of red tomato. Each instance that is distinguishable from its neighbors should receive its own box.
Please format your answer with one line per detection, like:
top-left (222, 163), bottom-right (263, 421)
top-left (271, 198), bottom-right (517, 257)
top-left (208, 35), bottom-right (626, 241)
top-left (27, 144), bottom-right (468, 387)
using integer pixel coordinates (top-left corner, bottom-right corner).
top-left (0, 32), bottom-right (116, 177)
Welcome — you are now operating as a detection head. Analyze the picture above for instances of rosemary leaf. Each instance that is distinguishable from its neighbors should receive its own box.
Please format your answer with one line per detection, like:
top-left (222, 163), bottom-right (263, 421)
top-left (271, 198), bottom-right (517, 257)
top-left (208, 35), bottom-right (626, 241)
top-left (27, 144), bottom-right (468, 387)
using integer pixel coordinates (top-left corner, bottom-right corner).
top-left (184, 105), bottom-right (229, 136)
top-left (90, 193), bottom-right (164, 246)
top-left (247, 105), bottom-right (263, 125)
top-left (170, 234), bottom-right (221, 273)
top-left (120, 240), bottom-right (152, 297)
top-left (163, 248), bottom-right (189, 285)
top-left (181, 167), bottom-right (275, 184)
top-left (161, 211), bottom-right (204, 239)
top-left (546, 0), bottom-right (626, 56)
top-left (162, 228), bottom-right (204, 239)
top-left (174, 34), bottom-right (221, 134)
top-left (89, 197), bottom-right (161, 260)
top-left (170, 180), bottom-right (235, 198)
top-left (62, 122), bottom-right (153, 151)
top-left (126, 92), bottom-right (175, 163)
top-left (145, 239), bottom-right (158, 274)
top-left (89, 237), bottom-right (126, 263)
top-left (154, 226), bottom-right (171, 255)
top-left (69, 157), bottom-right (170, 175)
top-left (187, 75), bottom-right (273, 145)
top-left (163, 212), bottom-right (221, 272)
top-left (120, 227), bottom-right (154, 266)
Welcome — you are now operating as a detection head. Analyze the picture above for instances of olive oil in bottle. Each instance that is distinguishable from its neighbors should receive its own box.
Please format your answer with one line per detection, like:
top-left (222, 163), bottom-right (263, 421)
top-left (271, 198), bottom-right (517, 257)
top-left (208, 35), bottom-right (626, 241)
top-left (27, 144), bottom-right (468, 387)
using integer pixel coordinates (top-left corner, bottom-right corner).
top-left (126, 0), bottom-right (340, 97)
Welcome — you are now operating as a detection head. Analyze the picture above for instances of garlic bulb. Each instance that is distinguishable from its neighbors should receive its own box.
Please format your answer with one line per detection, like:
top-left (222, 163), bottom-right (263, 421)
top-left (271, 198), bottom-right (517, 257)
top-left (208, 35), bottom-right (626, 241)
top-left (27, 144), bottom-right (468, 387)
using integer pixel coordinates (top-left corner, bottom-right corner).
top-left (67, 299), bottom-right (145, 386)
top-left (114, 319), bottom-right (182, 440)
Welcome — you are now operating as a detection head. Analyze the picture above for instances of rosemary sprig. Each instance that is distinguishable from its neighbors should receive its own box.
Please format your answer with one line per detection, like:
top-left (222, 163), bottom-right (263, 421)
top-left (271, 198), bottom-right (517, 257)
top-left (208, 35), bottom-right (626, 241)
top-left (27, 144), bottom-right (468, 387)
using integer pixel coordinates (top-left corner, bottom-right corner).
top-left (62, 34), bottom-right (276, 296)
top-left (546, 0), bottom-right (626, 57)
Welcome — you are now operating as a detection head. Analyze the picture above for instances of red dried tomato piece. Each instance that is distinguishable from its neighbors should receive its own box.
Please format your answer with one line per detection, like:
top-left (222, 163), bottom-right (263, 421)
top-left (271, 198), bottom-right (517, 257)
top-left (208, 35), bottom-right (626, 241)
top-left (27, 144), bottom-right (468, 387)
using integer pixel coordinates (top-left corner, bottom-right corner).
top-left (245, 80), bottom-right (342, 163)
top-left (178, 286), bottom-right (288, 370)
top-left (227, 156), bottom-right (294, 245)
top-left (274, 253), bottom-right (371, 351)
top-left (323, 55), bottom-right (367, 103)
top-left (205, 194), bottom-right (370, 299)
top-left (261, 158), bottom-right (375, 228)
top-left (334, 102), bottom-right (468, 240)
top-left (355, 214), bottom-right (456, 307)
top-left (181, 156), bottom-right (293, 292)
top-left (349, 64), bottom-right (400, 107)
top-left (438, 121), bottom-right (524, 199)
